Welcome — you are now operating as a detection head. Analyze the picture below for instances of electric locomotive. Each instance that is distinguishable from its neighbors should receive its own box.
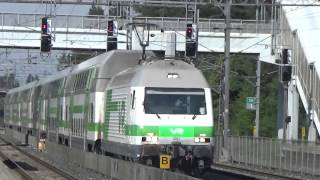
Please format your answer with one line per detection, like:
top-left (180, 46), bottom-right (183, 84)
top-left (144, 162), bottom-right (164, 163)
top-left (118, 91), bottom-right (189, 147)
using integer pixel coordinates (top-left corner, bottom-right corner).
top-left (102, 59), bottom-right (214, 171)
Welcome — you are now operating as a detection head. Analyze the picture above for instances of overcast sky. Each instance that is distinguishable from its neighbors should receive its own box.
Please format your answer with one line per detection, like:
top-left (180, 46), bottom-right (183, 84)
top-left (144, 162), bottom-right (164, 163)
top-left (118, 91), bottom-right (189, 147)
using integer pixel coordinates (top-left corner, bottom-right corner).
top-left (0, 3), bottom-right (97, 15)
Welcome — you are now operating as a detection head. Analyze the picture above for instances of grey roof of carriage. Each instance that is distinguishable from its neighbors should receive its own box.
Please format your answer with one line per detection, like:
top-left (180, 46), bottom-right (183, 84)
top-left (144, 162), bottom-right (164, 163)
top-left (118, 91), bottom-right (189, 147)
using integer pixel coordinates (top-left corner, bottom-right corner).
top-left (109, 59), bottom-right (210, 89)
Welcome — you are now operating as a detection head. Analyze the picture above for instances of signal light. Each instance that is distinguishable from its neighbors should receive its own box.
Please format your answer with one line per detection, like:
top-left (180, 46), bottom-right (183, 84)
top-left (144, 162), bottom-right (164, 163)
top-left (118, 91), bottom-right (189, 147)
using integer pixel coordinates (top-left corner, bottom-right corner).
top-left (108, 20), bottom-right (114, 36)
top-left (186, 41), bottom-right (196, 57)
top-left (41, 35), bottom-right (51, 52)
top-left (282, 49), bottom-right (288, 64)
top-left (41, 17), bottom-right (48, 34)
top-left (106, 20), bottom-right (117, 51)
top-left (281, 49), bottom-right (292, 82)
top-left (186, 24), bottom-right (192, 40)
top-left (185, 23), bottom-right (197, 57)
top-left (282, 65), bottom-right (292, 82)
top-left (107, 37), bottom-right (117, 51)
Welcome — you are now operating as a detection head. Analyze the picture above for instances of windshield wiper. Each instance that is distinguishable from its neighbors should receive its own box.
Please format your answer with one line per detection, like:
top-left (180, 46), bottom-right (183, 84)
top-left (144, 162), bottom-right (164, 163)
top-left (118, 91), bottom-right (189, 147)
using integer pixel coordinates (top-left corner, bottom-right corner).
top-left (155, 113), bottom-right (161, 119)
top-left (192, 114), bottom-right (198, 120)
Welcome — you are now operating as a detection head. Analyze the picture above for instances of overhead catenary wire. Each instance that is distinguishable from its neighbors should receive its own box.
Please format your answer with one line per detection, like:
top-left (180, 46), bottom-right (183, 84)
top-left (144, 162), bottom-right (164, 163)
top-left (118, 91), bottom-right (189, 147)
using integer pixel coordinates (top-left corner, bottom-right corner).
top-left (0, 0), bottom-right (311, 82)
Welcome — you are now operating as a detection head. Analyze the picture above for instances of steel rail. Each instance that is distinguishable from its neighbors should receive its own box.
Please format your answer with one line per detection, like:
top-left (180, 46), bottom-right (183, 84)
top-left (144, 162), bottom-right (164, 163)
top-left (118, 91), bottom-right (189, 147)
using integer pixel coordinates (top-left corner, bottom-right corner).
top-left (0, 136), bottom-right (78, 180)
top-left (0, 145), bottom-right (34, 180)
top-left (211, 162), bottom-right (304, 180)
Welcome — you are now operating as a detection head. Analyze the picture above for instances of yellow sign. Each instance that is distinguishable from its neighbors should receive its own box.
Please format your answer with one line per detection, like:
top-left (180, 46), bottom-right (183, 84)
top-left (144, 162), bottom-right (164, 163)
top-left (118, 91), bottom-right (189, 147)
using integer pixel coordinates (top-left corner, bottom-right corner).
top-left (302, 127), bottom-right (305, 139)
top-left (253, 126), bottom-right (256, 136)
top-left (38, 142), bottom-right (45, 152)
top-left (160, 155), bottom-right (171, 169)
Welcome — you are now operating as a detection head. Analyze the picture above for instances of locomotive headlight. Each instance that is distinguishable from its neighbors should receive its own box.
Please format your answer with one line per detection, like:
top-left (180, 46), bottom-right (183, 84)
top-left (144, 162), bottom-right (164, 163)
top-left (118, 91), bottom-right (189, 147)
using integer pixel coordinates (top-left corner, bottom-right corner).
top-left (194, 137), bottom-right (210, 143)
top-left (146, 136), bottom-right (152, 142)
top-left (194, 137), bottom-right (200, 143)
top-left (151, 136), bottom-right (158, 143)
top-left (167, 73), bottom-right (179, 79)
top-left (142, 135), bottom-right (158, 143)
top-left (199, 137), bottom-right (206, 143)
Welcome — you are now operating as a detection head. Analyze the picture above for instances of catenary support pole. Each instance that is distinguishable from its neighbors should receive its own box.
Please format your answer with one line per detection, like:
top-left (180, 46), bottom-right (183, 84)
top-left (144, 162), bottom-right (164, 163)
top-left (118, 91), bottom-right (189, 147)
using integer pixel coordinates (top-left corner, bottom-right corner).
top-left (254, 56), bottom-right (261, 137)
top-left (223, 0), bottom-right (231, 137)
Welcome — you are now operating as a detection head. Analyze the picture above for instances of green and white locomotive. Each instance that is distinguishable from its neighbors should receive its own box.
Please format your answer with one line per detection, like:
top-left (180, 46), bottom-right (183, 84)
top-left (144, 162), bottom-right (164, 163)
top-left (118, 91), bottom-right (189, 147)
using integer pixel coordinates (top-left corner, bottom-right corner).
top-left (4, 50), bottom-right (214, 171)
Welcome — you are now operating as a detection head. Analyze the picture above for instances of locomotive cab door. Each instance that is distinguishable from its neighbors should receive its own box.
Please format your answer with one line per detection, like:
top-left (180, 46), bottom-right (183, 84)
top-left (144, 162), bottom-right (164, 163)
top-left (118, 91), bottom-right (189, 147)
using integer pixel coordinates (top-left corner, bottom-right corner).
top-left (129, 89), bottom-right (137, 125)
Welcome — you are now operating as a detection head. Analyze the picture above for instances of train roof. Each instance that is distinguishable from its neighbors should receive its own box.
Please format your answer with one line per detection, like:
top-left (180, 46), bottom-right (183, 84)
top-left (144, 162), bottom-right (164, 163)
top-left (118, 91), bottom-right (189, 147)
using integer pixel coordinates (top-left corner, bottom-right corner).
top-left (6, 50), bottom-right (148, 95)
top-left (7, 66), bottom-right (71, 95)
top-left (70, 50), bottom-right (143, 76)
top-left (64, 50), bottom-right (145, 92)
top-left (68, 50), bottom-right (146, 92)
top-left (69, 52), bottom-right (108, 75)
top-left (7, 81), bottom-right (38, 95)
top-left (109, 59), bottom-right (210, 89)
top-left (37, 67), bottom-right (71, 86)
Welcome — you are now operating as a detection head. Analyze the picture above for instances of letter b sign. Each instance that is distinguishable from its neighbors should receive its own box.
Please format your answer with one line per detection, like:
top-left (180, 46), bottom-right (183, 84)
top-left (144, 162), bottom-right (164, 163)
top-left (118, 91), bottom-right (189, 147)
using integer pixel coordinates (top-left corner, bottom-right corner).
top-left (160, 155), bottom-right (171, 169)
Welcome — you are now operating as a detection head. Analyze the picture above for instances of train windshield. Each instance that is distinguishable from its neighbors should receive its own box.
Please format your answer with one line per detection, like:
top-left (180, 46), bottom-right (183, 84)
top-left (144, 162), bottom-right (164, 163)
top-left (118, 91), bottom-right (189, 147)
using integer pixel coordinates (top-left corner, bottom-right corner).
top-left (144, 88), bottom-right (206, 115)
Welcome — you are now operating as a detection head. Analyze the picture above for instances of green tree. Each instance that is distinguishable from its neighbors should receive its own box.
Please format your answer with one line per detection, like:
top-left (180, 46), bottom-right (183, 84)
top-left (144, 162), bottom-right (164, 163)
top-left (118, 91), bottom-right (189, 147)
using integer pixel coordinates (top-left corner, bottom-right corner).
top-left (228, 55), bottom-right (256, 136)
top-left (34, 75), bottom-right (39, 81)
top-left (26, 74), bottom-right (40, 83)
top-left (8, 73), bottom-right (19, 88)
top-left (89, 4), bottom-right (104, 15)
top-left (134, 6), bottom-right (185, 17)
top-left (202, 54), bottom-right (279, 137)
top-left (26, 74), bottom-right (34, 83)
top-left (134, 0), bottom-right (272, 19)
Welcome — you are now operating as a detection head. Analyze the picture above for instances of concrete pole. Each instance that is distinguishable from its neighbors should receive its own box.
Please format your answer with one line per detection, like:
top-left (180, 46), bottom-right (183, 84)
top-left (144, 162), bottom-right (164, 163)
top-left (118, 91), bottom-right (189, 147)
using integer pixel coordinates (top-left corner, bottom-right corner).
top-left (255, 0), bottom-right (259, 33)
top-left (308, 63), bottom-right (316, 141)
top-left (128, 0), bottom-right (133, 50)
top-left (254, 56), bottom-right (261, 137)
top-left (277, 81), bottom-right (284, 139)
top-left (271, 0), bottom-right (275, 55)
top-left (287, 80), bottom-right (299, 140)
top-left (283, 81), bottom-right (289, 140)
top-left (223, 0), bottom-right (231, 137)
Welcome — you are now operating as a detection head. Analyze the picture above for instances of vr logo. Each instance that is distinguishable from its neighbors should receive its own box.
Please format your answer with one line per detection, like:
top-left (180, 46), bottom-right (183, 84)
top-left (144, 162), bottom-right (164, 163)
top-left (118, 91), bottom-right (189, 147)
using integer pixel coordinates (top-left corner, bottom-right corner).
top-left (170, 128), bottom-right (184, 135)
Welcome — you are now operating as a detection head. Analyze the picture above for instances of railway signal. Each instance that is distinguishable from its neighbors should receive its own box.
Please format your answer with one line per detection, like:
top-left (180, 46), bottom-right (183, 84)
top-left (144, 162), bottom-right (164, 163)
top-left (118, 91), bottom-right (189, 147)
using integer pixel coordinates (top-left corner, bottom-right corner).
top-left (41, 17), bottom-right (48, 34)
top-left (186, 24), bottom-right (193, 40)
top-left (107, 20), bottom-right (117, 51)
top-left (41, 35), bottom-right (51, 52)
top-left (281, 49), bottom-right (292, 82)
top-left (186, 41), bottom-right (196, 57)
top-left (40, 17), bottom-right (52, 52)
top-left (107, 20), bottom-right (114, 36)
top-left (185, 23), bottom-right (197, 57)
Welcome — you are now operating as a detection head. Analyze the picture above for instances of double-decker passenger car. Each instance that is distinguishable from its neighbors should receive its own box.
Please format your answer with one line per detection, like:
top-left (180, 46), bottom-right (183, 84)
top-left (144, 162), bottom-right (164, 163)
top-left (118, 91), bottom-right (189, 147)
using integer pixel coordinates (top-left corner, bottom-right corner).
top-left (4, 50), bottom-right (214, 171)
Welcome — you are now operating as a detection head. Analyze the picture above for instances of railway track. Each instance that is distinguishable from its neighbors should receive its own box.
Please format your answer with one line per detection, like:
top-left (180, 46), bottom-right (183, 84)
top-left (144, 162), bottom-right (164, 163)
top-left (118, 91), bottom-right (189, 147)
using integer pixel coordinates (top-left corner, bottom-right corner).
top-left (0, 136), bottom-right (77, 180)
top-left (207, 162), bottom-right (303, 180)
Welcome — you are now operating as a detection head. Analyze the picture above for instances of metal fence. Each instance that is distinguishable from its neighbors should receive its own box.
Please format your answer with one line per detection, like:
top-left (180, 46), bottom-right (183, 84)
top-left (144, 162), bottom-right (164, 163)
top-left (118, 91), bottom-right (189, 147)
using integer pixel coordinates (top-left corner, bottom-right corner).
top-left (214, 135), bottom-right (320, 179)
top-left (4, 128), bottom-right (199, 180)
top-left (46, 141), bottom-right (199, 180)
top-left (0, 13), bottom-right (272, 33)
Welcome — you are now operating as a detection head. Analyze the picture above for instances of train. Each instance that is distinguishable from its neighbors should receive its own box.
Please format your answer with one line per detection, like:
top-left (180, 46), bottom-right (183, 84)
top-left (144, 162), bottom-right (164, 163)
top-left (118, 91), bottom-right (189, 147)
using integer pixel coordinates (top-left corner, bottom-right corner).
top-left (4, 50), bottom-right (214, 172)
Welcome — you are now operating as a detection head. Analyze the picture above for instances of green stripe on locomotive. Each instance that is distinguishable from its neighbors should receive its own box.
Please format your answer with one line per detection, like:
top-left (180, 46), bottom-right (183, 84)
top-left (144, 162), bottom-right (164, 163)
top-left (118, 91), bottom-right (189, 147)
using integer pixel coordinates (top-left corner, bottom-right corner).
top-left (125, 125), bottom-right (214, 137)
